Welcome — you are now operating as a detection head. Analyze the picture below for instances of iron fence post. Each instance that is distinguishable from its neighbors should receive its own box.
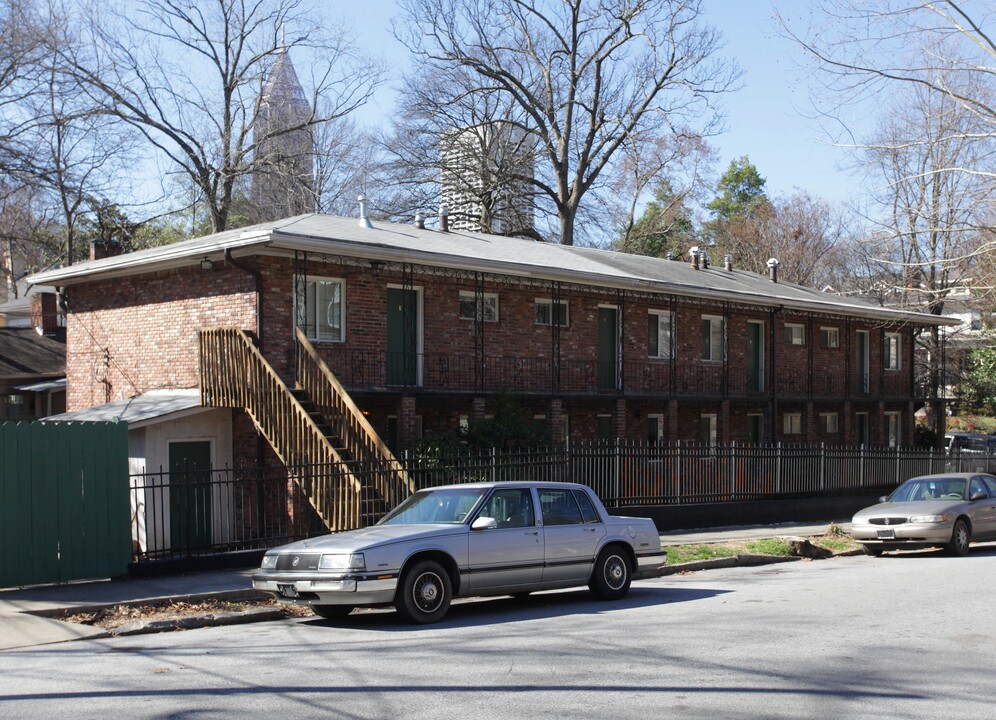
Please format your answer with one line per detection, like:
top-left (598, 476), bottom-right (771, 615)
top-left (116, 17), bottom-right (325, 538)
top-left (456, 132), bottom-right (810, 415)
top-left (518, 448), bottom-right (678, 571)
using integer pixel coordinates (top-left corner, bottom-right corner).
top-left (820, 443), bottom-right (825, 491)
top-left (775, 443), bottom-right (782, 495)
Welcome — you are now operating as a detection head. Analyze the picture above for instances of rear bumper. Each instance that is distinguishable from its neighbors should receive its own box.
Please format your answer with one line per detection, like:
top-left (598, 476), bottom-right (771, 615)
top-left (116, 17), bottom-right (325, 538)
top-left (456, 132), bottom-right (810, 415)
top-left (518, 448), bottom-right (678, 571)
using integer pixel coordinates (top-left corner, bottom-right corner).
top-left (634, 551), bottom-right (667, 578)
top-left (252, 572), bottom-right (398, 606)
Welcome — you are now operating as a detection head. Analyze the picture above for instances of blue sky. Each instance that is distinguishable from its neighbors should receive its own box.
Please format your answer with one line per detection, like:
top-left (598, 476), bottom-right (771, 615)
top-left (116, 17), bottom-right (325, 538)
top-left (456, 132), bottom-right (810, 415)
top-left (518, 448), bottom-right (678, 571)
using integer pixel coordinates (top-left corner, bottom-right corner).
top-left (336, 0), bottom-right (863, 205)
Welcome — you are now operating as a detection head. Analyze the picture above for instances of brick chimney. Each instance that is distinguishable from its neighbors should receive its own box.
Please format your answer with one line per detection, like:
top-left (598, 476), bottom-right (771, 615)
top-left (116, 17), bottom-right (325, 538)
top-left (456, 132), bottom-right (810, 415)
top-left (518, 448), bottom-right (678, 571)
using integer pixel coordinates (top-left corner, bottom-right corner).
top-left (30, 291), bottom-right (65, 341)
top-left (89, 239), bottom-right (122, 261)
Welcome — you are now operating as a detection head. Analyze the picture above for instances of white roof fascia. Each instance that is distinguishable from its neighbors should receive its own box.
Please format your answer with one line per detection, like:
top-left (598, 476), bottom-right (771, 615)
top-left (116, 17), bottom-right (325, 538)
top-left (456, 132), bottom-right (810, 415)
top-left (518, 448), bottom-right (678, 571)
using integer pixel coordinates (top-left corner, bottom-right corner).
top-left (27, 230), bottom-right (274, 287)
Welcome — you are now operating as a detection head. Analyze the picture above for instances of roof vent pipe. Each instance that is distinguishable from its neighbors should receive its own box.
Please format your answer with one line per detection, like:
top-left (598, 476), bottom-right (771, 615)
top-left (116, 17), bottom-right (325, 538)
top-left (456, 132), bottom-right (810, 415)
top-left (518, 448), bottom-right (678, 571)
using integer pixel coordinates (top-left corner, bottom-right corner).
top-left (701, 251), bottom-right (709, 270)
top-left (724, 254), bottom-right (733, 272)
top-left (358, 194), bottom-right (372, 229)
top-left (415, 212), bottom-right (425, 230)
top-left (767, 257), bottom-right (780, 283)
top-left (439, 204), bottom-right (449, 232)
top-left (689, 246), bottom-right (700, 270)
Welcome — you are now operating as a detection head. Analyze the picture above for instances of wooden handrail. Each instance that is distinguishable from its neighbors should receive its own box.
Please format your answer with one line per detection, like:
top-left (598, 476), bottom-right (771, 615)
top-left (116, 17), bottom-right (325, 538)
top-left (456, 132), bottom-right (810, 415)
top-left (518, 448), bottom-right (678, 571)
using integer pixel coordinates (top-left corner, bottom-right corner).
top-left (295, 329), bottom-right (414, 508)
top-left (199, 327), bottom-right (361, 531)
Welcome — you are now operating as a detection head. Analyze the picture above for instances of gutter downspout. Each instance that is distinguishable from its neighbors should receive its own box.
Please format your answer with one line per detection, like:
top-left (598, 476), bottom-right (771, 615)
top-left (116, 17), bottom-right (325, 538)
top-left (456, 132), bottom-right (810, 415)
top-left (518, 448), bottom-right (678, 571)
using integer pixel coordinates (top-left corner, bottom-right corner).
top-left (225, 249), bottom-right (264, 350)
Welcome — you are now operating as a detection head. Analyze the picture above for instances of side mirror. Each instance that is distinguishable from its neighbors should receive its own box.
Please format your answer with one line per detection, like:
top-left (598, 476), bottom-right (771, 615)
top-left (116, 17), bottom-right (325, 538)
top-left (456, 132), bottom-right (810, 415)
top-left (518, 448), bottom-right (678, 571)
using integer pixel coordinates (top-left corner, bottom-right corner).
top-left (970, 490), bottom-right (988, 502)
top-left (472, 516), bottom-right (498, 531)
top-left (879, 496), bottom-right (888, 503)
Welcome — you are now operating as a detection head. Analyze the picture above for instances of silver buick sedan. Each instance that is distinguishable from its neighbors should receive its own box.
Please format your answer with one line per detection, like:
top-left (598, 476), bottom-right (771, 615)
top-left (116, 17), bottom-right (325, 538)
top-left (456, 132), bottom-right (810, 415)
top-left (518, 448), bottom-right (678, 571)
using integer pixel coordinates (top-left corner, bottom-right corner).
top-left (850, 473), bottom-right (996, 556)
top-left (253, 482), bottom-right (666, 624)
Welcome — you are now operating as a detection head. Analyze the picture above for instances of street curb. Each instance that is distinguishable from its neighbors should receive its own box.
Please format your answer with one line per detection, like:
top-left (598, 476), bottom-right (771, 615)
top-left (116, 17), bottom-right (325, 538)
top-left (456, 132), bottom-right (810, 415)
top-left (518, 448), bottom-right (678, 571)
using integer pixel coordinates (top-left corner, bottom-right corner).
top-left (31, 589), bottom-right (268, 619)
top-left (110, 608), bottom-right (285, 636)
top-left (654, 553), bottom-right (801, 577)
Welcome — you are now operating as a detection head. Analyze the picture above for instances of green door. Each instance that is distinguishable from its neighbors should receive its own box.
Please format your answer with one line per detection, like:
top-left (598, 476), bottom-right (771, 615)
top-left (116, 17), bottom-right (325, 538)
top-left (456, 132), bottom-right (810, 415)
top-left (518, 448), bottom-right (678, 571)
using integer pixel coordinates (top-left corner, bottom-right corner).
top-left (856, 331), bottom-right (869, 393)
top-left (386, 288), bottom-right (418, 386)
top-left (169, 441), bottom-right (212, 551)
top-left (597, 307), bottom-right (618, 390)
top-left (747, 321), bottom-right (763, 393)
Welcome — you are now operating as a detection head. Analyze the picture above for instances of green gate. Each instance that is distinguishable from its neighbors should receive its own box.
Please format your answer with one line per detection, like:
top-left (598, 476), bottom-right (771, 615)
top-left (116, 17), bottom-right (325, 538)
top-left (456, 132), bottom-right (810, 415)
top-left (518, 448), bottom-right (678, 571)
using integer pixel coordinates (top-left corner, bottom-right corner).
top-left (0, 421), bottom-right (131, 588)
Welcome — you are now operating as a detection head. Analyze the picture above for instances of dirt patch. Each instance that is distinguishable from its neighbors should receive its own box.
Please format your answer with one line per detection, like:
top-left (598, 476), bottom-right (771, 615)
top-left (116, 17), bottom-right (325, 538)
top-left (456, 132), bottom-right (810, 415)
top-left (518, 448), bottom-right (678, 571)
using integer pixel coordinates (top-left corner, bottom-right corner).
top-left (58, 598), bottom-right (313, 631)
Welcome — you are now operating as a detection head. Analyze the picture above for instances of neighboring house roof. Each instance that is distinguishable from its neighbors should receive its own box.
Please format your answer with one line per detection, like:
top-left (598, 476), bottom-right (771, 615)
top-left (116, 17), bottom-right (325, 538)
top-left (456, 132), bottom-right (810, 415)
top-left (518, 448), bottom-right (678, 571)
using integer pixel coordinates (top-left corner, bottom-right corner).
top-left (44, 389), bottom-right (203, 428)
top-left (16, 378), bottom-right (66, 393)
top-left (0, 327), bottom-right (65, 379)
top-left (26, 213), bottom-right (957, 326)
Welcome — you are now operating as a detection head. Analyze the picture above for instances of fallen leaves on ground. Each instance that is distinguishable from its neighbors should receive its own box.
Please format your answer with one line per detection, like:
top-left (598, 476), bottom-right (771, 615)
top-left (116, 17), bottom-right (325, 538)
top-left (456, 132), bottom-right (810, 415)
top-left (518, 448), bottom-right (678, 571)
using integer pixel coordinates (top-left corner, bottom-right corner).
top-left (58, 597), bottom-right (313, 630)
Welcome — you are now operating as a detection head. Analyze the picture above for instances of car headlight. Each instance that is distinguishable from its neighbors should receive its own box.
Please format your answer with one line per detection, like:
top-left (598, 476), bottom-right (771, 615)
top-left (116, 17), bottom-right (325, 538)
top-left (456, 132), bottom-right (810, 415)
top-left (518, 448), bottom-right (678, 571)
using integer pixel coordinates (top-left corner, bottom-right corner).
top-left (910, 514), bottom-right (948, 524)
top-left (851, 516), bottom-right (867, 525)
top-left (260, 554), bottom-right (277, 570)
top-left (319, 553), bottom-right (366, 571)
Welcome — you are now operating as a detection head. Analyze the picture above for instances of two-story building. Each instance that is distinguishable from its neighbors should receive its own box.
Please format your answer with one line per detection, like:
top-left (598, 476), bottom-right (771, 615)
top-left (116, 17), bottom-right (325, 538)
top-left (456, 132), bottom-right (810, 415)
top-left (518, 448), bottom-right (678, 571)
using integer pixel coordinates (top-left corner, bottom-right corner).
top-left (32, 212), bottom-right (954, 533)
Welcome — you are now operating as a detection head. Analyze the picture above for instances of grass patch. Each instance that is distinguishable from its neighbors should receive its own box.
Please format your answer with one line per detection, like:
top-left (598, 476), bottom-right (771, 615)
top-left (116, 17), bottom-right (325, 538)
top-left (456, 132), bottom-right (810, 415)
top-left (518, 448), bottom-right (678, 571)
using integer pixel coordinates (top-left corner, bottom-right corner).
top-left (665, 543), bottom-right (737, 565)
top-left (664, 531), bottom-right (862, 566)
top-left (744, 538), bottom-right (791, 556)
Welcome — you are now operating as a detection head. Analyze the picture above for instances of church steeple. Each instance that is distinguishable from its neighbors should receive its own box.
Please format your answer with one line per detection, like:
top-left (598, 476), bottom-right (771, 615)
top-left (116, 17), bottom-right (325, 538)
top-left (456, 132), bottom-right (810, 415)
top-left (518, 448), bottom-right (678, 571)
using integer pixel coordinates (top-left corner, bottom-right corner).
top-left (252, 44), bottom-right (315, 221)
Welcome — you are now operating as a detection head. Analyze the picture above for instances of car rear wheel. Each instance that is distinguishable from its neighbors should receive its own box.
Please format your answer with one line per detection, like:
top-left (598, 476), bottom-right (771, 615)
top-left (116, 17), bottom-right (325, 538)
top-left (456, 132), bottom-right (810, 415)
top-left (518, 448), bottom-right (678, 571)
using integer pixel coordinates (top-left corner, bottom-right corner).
top-left (589, 545), bottom-right (632, 600)
top-left (395, 559), bottom-right (452, 624)
top-left (862, 544), bottom-right (884, 556)
top-left (312, 604), bottom-right (354, 620)
top-left (946, 519), bottom-right (971, 556)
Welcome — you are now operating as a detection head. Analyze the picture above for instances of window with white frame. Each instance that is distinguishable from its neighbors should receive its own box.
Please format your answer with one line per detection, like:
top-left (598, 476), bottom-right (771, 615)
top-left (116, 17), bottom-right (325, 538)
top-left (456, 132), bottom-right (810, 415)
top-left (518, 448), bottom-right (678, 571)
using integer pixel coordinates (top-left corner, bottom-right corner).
top-left (458, 291), bottom-right (499, 322)
top-left (296, 277), bottom-right (344, 342)
top-left (885, 333), bottom-right (901, 370)
top-left (820, 327), bottom-right (839, 348)
top-left (700, 315), bottom-right (725, 362)
top-left (648, 310), bottom-right (673, 359)
top-left (699, 414), bottom-right (718, 446)
top-left (784, 413), bottom-right (803, 435)
top-left (535, 299), bottom-right (569, 326)
top-left (819, 413), bottom-right (839, 434)
top-left (784, 323), bottom-right (805, 346)
top-left (886, 412), bottom-right (901, 447)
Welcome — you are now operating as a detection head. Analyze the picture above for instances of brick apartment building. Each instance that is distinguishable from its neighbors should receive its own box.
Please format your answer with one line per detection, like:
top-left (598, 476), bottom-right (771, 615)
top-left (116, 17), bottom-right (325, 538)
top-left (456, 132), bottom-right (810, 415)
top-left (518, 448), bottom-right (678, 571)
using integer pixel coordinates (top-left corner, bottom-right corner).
top-left (32, 210), bottom-right (953, 453)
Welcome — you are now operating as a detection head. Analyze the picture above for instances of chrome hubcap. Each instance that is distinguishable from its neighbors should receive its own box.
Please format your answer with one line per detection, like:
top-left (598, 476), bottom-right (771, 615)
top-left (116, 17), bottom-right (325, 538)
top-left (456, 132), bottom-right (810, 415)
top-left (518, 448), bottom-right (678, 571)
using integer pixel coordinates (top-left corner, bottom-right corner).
top-left (605, 555), bottom-right (626, 590)
top-left (413, 572), bottom-right (443, 612)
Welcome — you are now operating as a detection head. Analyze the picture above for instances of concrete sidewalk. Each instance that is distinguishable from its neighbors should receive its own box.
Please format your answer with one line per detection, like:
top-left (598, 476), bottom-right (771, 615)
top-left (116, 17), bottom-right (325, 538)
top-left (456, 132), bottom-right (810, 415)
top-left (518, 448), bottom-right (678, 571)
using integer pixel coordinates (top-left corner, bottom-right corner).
top-left (0, 521), bottom-right (844, 651)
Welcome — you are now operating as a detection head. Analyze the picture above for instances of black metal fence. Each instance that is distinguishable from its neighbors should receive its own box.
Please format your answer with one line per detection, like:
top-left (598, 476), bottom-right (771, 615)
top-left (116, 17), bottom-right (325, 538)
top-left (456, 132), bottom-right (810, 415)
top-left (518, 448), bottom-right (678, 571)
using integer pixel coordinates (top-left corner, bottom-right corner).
top-left (129, 441), bottom-right (996, 564)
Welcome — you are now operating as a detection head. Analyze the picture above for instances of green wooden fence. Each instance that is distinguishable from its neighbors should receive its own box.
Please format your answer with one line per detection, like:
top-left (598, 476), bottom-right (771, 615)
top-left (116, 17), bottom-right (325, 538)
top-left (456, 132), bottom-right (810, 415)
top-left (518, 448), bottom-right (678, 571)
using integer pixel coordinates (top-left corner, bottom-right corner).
top-left (0, 421), bottom-right (131, 588)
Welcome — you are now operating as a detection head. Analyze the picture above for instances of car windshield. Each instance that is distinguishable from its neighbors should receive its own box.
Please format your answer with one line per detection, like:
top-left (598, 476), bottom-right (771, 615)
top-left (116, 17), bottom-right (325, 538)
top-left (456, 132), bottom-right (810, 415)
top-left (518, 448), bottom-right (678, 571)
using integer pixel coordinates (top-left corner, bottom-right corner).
top-left (379, 488), bottom-right (488, 525)
top-left (888, 478), bottom-right (968, 502)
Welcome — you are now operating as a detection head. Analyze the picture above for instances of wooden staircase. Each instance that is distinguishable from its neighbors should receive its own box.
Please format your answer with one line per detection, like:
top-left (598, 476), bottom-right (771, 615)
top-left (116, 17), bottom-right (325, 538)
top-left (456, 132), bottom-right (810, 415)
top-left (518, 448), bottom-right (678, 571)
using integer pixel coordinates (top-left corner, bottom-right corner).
top-left (199, 327), bottom-right (412, 531)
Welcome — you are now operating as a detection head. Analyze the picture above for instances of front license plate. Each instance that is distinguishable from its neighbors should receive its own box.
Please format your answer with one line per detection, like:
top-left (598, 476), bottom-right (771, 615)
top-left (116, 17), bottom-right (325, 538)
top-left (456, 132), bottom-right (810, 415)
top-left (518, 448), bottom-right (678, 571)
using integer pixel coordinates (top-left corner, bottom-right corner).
top-left (877, 529), bottom-right (896, 540)
top-left (277, 583), bottom-right (299, 598)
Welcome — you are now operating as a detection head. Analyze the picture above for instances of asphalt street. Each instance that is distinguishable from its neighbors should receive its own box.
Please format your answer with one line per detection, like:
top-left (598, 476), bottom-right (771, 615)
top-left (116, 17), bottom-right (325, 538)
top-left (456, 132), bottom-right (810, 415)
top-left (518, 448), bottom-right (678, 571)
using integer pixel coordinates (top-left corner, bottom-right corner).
top-left (1, 548), bottom-right (994, 719)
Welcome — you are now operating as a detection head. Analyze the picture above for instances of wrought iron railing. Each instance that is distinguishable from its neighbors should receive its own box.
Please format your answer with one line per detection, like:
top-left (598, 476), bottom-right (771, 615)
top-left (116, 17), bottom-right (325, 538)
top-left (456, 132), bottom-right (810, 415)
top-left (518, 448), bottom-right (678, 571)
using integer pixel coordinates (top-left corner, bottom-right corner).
top-left (130, 441), bottom-right (988, 564)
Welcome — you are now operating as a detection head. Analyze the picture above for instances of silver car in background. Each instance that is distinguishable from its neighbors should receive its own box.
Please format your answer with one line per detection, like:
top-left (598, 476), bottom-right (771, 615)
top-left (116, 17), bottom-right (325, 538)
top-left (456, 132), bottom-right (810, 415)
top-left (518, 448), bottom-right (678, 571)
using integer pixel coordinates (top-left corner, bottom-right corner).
top-left (851, 473), bottom-right (996, 556)
top-left (253, 482), bottom-right (666, 624)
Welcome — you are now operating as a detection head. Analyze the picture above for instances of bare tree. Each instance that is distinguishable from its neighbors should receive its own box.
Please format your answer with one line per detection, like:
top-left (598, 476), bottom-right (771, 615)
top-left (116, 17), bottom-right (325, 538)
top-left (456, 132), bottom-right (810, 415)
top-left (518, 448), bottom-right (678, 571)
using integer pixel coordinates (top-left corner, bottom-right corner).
top-left (782, 1), bottom-right (996, 184)
top-left (612, 131), bottom-right (715, 255)
top-left (0, 0), bottom-right (46, 176)
top-left (51, 0), bottom-right (383, 233)
top-left (393, 0), bottom-right (739, 246)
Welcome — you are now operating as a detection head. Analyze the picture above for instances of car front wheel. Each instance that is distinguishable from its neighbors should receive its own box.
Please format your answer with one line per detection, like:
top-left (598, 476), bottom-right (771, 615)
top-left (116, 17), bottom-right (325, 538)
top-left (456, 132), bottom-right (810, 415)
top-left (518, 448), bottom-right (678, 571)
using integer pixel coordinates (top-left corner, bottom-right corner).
top-left (946, 519), bottom-right (971, 556)
top-left (395, 559), bottom-right (452, 624)
top-left (589, 545), bottom-right (632, 600)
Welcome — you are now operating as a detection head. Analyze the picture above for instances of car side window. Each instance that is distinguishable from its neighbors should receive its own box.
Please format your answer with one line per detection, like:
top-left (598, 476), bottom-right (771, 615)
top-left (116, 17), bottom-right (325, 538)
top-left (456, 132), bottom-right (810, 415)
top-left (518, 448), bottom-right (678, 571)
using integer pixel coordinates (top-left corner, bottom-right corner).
top-left (984, 477), bottom-right (996, 497)
top-left (573, 489), bottom-right (601, 523)
top-left (539, 489), bottom-right (583, 526)
top-left (477, 488), bottom-right (535, 529)
top-left (970, 477), bottom-right (989, 499)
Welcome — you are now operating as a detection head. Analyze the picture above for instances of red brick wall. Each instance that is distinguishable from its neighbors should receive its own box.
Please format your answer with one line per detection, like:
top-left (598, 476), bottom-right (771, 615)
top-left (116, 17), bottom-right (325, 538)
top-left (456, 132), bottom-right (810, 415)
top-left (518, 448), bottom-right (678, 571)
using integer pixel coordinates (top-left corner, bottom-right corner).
top-left (63, 253), bottom-right (919, 448)
top-left (66, 263), bottom-right (256, 410)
